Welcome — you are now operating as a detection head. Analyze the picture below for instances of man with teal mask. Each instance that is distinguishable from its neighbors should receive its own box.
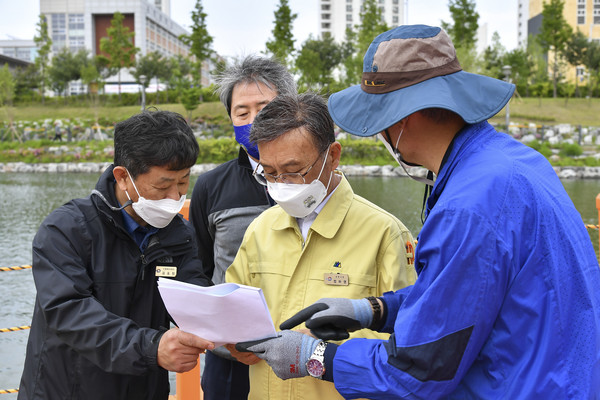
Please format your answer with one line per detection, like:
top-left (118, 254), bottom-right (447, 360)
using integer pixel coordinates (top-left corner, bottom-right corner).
top-left (189, 55), bottom-right (296, 400)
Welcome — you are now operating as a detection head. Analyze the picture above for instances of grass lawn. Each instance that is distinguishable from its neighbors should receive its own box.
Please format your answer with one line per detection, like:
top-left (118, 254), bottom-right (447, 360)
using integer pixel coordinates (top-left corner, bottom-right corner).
top-left (0, 101), bottom-right (228, 123)
top-left (2, 97), bottom-right (600, 127)
top-left (489, 97), bottom-right (600, 127)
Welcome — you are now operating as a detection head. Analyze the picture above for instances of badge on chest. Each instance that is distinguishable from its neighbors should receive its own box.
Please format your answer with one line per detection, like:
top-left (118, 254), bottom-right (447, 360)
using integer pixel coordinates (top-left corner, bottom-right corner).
top-left (324, 273), bottom-right (349, 286)
top-left (155, 266), bottom-right (177, 277)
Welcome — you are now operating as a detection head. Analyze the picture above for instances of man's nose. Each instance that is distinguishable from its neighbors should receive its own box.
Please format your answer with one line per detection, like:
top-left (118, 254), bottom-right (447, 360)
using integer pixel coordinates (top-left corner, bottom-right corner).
top-left (165, 186), bottom-right (183, 200)
top-left (249, 109), bottom-right (260, 124)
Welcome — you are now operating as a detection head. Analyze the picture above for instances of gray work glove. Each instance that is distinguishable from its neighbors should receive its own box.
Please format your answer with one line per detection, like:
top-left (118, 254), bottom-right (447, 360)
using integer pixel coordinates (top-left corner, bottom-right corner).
top-left (279, 298), bottom-right (373, 341)
top-left (236, 330), bottom-right (321, 380)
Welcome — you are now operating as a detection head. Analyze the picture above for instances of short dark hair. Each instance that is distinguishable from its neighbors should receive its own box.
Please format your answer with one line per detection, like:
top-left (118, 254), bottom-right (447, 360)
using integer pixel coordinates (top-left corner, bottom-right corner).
top-left (419, 108), bottom-right (463, 124)
top-left (113, 110), bottom-right (199, 178)
top-left (215, 55), bottom-right (296, 116)
top-left (249, 92), bottom-right (334, 153)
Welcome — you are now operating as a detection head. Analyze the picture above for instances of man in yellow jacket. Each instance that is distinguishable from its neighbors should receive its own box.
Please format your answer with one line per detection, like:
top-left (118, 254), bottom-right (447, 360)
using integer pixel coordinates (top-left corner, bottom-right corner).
top-left (225, 92), bottom-right (417, 399)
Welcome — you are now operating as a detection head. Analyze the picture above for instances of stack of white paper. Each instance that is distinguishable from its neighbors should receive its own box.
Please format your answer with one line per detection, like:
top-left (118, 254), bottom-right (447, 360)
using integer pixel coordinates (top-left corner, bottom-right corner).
top-left (158, 278), bottom-right (277, 347)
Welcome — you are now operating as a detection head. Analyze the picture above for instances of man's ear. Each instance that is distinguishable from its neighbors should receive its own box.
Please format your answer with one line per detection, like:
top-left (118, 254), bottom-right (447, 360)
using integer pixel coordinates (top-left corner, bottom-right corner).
top-left (330, 142), bottom-right (342, 170)
top-left (113, 166), bottom-right (129, 192)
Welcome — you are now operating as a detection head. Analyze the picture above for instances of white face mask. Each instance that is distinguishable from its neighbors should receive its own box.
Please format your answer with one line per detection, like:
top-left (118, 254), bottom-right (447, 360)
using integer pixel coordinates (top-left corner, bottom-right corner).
top-left (125, 170), bottom-right (186, 228)
top-left (267, 148), bottom-right (333, 218)
top-left (378, 131), bottom-right (435, 186)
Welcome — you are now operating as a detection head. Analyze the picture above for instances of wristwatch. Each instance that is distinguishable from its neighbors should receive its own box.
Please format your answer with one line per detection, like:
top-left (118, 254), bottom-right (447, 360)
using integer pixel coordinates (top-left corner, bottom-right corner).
top-left (305, 341), bottom-right (327, 379)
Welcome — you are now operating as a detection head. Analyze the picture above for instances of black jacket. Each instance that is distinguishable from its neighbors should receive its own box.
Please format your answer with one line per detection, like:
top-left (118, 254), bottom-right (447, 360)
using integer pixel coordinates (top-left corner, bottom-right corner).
top-left (190, 148), bottom-right (273, 284)
top-left (18, 165), bottom-right (211, 400)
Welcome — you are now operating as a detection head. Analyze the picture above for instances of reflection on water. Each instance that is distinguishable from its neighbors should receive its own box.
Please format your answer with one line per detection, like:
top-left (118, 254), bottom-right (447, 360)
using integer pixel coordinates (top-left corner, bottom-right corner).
top-left (0, 171), bottom-right (598, 395)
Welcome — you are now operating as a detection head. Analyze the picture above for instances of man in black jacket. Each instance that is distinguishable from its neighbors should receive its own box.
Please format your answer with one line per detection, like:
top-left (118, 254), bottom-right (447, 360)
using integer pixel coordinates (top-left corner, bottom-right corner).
top-left (19, 110), bottom-right (214, 399)
top-left (189, 55), bottom-right (295, 400)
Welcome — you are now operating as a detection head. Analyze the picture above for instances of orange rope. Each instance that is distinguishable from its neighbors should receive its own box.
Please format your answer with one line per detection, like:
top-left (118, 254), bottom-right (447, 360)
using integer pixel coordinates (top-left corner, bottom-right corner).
top-left (0, 325), bottom-right (30, 333)
top-left (0, 265), bottom-right (32, 272)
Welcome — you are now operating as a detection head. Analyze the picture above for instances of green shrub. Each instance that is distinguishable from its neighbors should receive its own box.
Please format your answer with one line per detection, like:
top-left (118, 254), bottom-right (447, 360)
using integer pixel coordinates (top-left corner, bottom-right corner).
top-left (559, 143), bottom-right (583, 157)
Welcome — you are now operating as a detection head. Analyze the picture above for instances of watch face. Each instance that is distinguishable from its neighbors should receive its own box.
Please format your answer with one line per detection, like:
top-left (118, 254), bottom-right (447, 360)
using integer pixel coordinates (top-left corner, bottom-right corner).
top-left (306, 358), bottom-right (325, 377)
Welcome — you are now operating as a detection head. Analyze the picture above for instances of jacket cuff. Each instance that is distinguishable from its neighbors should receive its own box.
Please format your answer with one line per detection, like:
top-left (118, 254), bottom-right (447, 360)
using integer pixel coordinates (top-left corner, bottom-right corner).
top-left (322, 342), bottom-right (338, 382)
top-left (381, 291), bottom-right (398, 333)
top-left (145, 328), bottom-right (167, 368)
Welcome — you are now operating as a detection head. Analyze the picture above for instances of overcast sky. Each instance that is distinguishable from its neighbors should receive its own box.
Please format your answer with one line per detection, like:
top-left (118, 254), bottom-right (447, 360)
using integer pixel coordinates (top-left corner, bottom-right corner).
top-left (0, 0), bottom-right (519, 57)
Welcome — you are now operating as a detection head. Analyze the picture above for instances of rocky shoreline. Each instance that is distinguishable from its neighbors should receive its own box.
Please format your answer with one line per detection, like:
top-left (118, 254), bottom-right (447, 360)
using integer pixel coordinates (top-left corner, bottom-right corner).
top-left (2, 161), bottom-right (600, 179)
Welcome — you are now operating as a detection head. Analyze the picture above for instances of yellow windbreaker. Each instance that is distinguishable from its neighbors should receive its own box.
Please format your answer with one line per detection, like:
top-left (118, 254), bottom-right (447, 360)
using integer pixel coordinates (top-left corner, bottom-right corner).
top-left (226, 175), bottom-right (417, 400)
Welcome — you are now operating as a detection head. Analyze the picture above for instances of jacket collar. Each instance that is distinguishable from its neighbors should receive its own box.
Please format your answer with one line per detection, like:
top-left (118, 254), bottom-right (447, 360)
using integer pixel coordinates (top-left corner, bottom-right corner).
top-left (271, 172), bottom-right (353, 239)
top-left (92, 165), bottom-right (123, 215)
top-left (426, 121), bottom-right (493, 215)
top-left (236, 147), bottom-right (254, 171)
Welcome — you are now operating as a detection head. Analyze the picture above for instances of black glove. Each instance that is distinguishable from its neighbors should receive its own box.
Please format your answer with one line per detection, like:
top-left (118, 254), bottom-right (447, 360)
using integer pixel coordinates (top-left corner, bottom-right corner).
top-left (280, 298), bottom-right (373, 341)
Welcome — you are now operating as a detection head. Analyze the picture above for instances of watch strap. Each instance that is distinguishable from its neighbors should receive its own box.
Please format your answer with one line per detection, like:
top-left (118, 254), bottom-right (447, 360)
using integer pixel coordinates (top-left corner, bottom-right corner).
top-left (366, 296), bottom-right (382, 330)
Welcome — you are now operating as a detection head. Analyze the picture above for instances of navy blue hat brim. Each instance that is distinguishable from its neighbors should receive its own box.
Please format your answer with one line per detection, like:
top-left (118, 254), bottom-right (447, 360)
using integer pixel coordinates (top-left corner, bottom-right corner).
top-left (328, 71), bottom-right (515, 137)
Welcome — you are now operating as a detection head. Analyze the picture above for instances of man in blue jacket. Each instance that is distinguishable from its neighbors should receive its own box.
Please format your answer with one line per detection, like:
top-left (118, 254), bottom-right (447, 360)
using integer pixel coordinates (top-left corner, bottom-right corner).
top-left (236, 25), bottom-right (600, 398)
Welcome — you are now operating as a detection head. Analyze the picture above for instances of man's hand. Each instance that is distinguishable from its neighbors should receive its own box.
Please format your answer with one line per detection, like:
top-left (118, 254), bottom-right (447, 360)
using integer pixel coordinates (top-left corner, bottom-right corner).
top-left (280, 298), bottom-right (374, 341)
top-left (157, 328), bottom-right (215, 373)
top-left (224, 343), bottom-right (262, 365)
top-left (235, 330), bottom-right (320, 380)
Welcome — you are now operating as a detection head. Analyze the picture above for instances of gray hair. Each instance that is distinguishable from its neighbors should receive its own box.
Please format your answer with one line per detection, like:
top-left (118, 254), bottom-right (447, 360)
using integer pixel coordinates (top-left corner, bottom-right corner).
top-left (249, 92), bottom-right (334, 153)
top-left (215, 55), bottom-right (296, 115)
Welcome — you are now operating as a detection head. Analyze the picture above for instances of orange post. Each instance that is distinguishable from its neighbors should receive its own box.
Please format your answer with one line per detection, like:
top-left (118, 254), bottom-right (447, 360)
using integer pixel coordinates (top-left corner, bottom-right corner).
top-left (179, 199), bottom-right (191, 221)
top-left (174, 199), bottom-right (203, 399)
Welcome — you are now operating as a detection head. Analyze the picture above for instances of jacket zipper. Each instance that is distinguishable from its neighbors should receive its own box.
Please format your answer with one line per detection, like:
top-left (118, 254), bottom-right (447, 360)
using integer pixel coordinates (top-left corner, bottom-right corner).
top-left (140, 254), bottom-right (148, 281)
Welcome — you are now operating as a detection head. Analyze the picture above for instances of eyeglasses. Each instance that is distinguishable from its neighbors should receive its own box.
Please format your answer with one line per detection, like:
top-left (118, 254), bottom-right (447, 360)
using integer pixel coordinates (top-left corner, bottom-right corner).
top-left (253, 151), bottom-right (325, 186)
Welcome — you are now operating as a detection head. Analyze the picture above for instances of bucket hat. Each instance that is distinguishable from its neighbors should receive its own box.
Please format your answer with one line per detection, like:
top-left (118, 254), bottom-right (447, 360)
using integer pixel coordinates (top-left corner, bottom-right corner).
top-left (328, 25), bottom-right (515, 137)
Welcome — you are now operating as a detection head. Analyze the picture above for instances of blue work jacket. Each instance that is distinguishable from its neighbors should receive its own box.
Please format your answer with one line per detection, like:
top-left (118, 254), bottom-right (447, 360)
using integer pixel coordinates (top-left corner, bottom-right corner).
top-left (332, 121), bottom-right (600, 399)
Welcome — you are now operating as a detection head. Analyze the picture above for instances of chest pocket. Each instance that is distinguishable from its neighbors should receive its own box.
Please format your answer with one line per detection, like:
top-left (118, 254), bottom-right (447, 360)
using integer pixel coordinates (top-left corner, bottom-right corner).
top-left (248, 261), bottom-right (293, 314)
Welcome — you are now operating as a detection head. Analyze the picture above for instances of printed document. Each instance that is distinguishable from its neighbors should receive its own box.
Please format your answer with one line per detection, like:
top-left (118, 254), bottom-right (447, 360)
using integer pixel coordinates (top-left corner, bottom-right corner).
top-left (158, 278), bottom-right (276, 347)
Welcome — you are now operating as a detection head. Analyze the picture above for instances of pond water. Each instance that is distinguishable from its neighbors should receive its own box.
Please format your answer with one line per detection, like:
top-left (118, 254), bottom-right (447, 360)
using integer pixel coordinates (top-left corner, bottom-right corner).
top-left (0, 171), bottom-right (598, 396)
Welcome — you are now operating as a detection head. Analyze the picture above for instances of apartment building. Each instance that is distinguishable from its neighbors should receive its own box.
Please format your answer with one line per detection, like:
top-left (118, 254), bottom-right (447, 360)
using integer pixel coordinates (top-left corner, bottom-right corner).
top-left (518, 0), bottom-right (600, 83)
top-left (0, 39), bottom-right (38, 63)
top-left (318, 0), bottom-right (405, 42)
top-left (36, 0), bottom-right (225, 94)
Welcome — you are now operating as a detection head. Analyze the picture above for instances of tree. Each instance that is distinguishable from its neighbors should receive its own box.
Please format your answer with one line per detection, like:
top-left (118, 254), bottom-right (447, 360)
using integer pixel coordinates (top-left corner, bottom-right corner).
top-left (563, 30), bottom-right (588, 97)
top-left (537, 0), bottom-right (572, 98)
top-left (503, 47), bottom-right (534, 96)
top-left (295, 34), bottom-right (342, 92)
top-left (14, 64), bottom-right (40, 102)
top-left (180, 87), bottom-right (201, 122)
top-left (0, 65), bottom-right (20, 142)
top-left (48, 48), bottom-right (83, 97)
top-left (48, 48), bottom-right (88, 98)
top-left (81, 62), bottom-right (100, 104)
top-left (168, 55), bottom-right (193, 97)
top-left (343, 0), bottom-right (389, 85)
top-left (179, 0), bottom-right (213, 86)
top-left (0, 65), bottom-right (15, 107)
top-left (265, 0), bottom-right (297, 66)
top-left (481, 31), bottom-right (506, 79)
top-left (441, 0), bottom-right (479, 50)
top-left (583, 39), bottom-right (600, 100)
top-left (34, 14), bottom-right (52, 105)
top-left (131, 51), bottom-right (167, 104)
top-left (340, 27), bottom-right (358, 86)
top-left (441, 0), bottom-right (479, 71)
top-left (99, 12), bottom-right (138, 101)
